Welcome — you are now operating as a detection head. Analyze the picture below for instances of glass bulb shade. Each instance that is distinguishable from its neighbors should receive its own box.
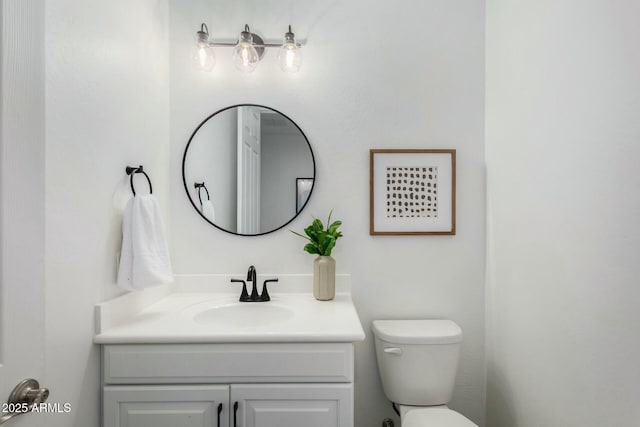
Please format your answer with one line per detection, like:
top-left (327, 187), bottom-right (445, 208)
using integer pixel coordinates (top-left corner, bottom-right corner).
top-left (192, 41), bottom-right (215, 72)
top-left (278, 41), bottom-right (302, 73)
top-left (232, 40), bottom-right (259, 72)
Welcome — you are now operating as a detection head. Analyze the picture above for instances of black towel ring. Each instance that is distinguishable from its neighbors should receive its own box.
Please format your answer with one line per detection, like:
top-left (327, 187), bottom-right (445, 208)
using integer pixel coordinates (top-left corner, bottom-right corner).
top-left (126, 165), bottom-right (153, 196)
top-left (194, 182), bottom-right (210, 207)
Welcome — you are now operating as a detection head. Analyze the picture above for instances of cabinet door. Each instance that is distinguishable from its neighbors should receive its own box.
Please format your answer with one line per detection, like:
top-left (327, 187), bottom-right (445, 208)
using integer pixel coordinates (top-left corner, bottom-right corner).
top-left (231, 384), bottom-right (352, 427)
top-left (104, 385), bottom-right (229, 427)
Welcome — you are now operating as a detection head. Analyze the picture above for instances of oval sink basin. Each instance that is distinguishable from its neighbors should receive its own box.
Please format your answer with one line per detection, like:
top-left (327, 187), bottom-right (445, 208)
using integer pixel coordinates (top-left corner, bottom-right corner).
top-left (193, 303), bottom-right (294, 327)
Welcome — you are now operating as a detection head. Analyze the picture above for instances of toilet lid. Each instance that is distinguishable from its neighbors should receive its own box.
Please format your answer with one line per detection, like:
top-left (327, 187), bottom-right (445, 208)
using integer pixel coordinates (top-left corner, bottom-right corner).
top-left (403, 408), bottom-right (477, 427)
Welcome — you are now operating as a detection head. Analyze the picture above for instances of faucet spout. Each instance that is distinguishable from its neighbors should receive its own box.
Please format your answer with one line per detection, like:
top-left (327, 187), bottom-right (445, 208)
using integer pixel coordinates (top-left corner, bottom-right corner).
top-left (247, 265), bottom-right (259, 301)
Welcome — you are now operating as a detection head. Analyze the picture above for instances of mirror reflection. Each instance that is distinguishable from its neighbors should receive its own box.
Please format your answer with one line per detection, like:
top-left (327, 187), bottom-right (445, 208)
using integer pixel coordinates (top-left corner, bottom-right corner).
top-left (182, 105), bottom-right (315, 235)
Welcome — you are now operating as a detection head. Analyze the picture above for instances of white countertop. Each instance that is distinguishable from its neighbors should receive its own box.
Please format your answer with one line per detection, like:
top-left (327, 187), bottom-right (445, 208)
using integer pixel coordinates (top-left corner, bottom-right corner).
top-left (94, 274), bottom-right (365, 344)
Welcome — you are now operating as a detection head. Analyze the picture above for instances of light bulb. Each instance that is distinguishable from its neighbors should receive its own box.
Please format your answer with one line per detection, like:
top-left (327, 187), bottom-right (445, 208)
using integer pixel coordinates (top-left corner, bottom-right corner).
top-left (192, 24), bottom-right (215, 72)
top-left (193, 43), bottom-right (215, 71)
top-left (278, 26), bottom-right (302, 73)
top-left (232, 26), bottom-right (259, 72)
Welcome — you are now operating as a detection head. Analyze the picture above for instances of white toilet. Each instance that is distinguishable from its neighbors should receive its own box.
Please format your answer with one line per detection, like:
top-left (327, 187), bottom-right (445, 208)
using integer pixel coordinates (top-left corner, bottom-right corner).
top-left (372, 319), bottom-right (477, 427)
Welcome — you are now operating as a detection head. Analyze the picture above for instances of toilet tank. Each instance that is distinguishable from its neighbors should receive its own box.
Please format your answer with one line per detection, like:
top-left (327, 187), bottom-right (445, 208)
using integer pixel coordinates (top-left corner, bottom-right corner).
top-left (372, 320), bottom-right (462, 406)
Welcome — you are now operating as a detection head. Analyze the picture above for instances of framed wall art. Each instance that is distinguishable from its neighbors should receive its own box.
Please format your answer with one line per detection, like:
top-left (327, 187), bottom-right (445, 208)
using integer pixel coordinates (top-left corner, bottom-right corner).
top-left (370, 149), bottom-right (456, 235)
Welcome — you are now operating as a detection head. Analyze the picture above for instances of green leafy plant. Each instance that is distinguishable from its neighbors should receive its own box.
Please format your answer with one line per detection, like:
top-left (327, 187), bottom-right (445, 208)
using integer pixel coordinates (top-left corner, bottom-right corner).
top-left (290, 211), bottom-right (343, 256)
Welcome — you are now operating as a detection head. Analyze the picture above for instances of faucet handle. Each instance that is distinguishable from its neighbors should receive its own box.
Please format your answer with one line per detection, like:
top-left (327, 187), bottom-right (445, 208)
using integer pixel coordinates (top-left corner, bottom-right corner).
top-left (230, 278), bottom-right (250, 302)
top-left (261, 278), bottom-right (278, 301)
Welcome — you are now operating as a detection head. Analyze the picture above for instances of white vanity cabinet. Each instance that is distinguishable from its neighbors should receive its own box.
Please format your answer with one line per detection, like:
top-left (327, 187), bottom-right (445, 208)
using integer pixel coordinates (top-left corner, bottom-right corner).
top-left (104, 385), bottom-right (229, 427)
top-left (101, 343), bottom-right (355, 427)
top-left (232, 384), bottom-right (352, 427)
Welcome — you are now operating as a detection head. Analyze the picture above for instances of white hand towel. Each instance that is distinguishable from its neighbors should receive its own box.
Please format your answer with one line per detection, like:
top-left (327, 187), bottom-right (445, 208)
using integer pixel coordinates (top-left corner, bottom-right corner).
top-left (117, 194), bottom-right (174, 291)
top-left (201, 200), bottom-right (216, 222)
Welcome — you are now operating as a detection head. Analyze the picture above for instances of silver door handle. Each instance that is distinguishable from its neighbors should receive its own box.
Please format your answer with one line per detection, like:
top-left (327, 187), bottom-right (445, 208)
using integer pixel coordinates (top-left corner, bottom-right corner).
top-left (0, 379), bottom-right (49, 425)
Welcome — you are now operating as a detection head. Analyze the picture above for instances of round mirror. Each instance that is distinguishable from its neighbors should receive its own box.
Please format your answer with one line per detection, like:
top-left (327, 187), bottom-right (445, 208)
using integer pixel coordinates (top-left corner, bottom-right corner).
top-left (182, 105), bottom-right (316, 236)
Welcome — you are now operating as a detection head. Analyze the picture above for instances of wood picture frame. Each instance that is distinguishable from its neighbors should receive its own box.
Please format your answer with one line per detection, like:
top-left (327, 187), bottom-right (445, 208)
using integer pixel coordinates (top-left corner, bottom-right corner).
top-left (370, 149), bottom-right (456, 235)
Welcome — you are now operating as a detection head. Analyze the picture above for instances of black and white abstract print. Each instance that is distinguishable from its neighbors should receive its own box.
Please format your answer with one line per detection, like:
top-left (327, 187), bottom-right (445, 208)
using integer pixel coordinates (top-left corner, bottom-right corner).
top-left (386, 166), bottom-right (438, 218)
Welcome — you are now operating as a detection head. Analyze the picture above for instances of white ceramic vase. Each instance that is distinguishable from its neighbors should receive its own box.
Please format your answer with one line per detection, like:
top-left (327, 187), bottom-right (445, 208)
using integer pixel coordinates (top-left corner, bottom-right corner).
top-left (313, 256), bottom-right (336, 301)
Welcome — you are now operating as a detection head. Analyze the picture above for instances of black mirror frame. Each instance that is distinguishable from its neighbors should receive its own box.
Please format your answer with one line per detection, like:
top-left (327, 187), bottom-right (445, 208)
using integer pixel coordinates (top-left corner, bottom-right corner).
top-left (182, 104), bottom-right (317, 237)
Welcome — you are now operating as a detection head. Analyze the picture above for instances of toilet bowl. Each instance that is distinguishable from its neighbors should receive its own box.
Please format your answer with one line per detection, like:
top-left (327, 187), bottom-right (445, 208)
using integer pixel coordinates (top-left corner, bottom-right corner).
top-left (372, 320), bottom-right (477, 427)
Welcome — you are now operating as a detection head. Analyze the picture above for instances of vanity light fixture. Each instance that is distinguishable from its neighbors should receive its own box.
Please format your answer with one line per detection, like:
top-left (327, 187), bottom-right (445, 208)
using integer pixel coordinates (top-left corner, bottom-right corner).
top-left (278, 25), bottom-right (302, 73)
top-left (193, 23), bottom-right (216, 72)
top-left (232, 25), bottom-right (260, 72)
top-left (193, 23), bottom-right (304, 73)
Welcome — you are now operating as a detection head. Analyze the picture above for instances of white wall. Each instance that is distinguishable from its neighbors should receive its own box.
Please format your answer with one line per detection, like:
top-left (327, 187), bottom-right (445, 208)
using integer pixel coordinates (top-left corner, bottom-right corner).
top-left (45, 1), bottom-right (170, 426)
top-left (169, 1), bottom-right (486, 425)
top-left (485, 1), bottom-right (640, 426)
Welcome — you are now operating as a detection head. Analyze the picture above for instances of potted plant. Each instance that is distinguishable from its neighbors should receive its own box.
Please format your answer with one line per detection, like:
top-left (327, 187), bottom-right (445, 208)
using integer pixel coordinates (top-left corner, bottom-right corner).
top-left (291, 211), bottom-right (343, 300)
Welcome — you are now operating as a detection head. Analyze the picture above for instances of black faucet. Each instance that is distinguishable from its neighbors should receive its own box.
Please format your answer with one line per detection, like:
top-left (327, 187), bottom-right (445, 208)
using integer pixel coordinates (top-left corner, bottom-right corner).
top-left (247, 265), bottom-right (260, 301)
top-left (230, 265), bottom-right (278, 302)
